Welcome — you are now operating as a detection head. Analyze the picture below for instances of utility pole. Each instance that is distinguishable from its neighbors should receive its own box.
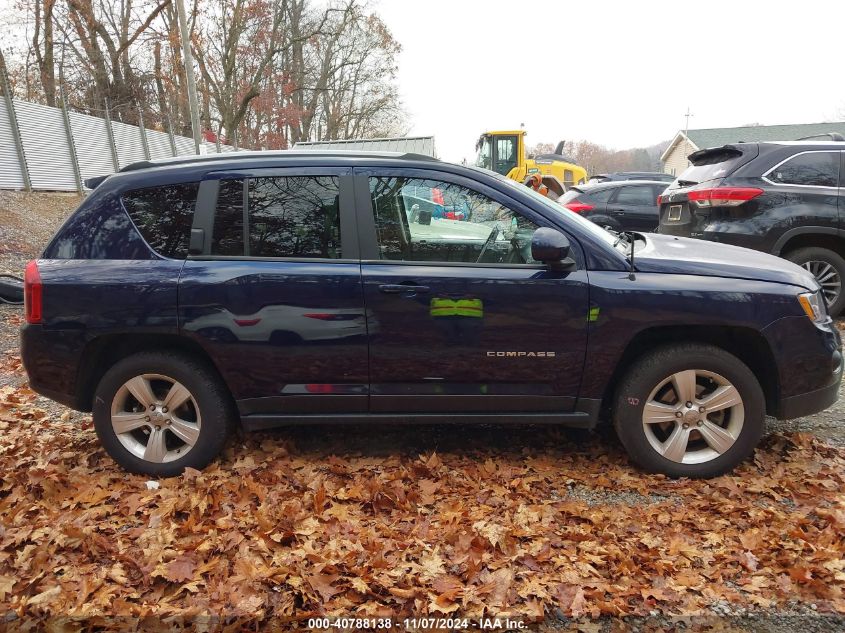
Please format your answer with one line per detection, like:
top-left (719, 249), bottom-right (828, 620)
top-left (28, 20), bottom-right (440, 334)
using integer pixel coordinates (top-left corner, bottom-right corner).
top-left (175, 0), bottom-right (202, 154)
top-left (684, 107), bottom-right (694, 167)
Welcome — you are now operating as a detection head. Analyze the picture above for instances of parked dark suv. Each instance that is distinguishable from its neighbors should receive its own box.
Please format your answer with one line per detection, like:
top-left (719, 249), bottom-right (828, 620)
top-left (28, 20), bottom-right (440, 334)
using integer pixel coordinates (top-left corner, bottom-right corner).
top-left (657, 141), bottom-right (845, 315)
top-left (20, 151), bottom-right (842, 479)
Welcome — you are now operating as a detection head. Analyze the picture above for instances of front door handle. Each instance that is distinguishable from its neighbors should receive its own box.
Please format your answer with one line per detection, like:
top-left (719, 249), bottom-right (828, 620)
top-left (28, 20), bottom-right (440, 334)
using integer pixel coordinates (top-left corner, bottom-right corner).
top-left (379, 284), bottom-right (431, 294)
top-left (611, 208), bottom-right (626, 215)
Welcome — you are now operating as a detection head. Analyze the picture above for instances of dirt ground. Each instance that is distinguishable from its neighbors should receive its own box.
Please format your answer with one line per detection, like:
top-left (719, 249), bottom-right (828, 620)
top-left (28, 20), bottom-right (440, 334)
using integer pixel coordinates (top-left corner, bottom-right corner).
top-left (0, 192), bottom-right (843, 632)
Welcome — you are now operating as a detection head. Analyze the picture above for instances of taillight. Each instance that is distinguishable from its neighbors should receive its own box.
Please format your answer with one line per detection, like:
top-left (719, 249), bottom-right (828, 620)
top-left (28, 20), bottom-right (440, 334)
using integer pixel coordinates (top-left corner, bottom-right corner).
top-left (24, 260), bottom-right (42, 324)
top-left (687, 187), bottom-right (764, 207)
top-left (563, 201), bottom-right (594, 213)
top-left (305, 384), bottom-right (336, 393)
top-left (656, 194), bottom-right (664, 206)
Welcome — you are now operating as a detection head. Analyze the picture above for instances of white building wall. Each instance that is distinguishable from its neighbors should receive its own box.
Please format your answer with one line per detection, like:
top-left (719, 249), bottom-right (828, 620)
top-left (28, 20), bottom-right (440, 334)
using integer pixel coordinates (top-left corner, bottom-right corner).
top-left (663, 138), bottom-right (698, 176)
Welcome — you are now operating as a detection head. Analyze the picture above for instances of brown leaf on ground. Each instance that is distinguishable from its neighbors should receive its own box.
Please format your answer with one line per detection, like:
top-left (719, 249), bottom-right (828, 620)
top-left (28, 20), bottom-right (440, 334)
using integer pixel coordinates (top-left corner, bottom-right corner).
top-left (1, 305), bottom-right (844, 626)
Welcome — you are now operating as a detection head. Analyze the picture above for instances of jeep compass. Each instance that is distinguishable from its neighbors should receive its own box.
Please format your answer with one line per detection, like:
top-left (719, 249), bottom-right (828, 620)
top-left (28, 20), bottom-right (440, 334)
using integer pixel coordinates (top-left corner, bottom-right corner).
top-left (20, 151), bottom-right (843, 479)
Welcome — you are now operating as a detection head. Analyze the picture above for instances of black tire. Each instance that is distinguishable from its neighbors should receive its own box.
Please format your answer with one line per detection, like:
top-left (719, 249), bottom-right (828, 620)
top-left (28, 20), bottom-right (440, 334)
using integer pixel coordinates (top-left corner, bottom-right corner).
top-left (613, 343), bottom-right (765, 478)
top-left (784, 246), bottom-right (845, 317)
top-left (93, 351), bottom-right (235, 477)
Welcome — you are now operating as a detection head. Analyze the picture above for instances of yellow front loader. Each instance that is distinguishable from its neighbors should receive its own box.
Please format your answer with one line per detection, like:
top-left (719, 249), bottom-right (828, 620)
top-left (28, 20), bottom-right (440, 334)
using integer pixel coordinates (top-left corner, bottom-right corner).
top-left (474, 130), bottom-right (588, 198)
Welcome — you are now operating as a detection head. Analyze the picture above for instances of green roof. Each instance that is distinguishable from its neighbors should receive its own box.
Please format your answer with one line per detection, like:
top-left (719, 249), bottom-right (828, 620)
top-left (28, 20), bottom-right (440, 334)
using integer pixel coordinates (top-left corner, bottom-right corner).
top-left (686, 122), bottom-right (845, 149)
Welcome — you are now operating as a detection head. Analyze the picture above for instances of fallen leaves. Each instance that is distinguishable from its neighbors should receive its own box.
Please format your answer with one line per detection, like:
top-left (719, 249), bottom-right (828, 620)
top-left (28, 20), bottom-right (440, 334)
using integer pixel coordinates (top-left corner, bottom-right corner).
top-left (161, 557), bottom-right (198, 584)
top-left (0, 336), bottom-right (844, 627)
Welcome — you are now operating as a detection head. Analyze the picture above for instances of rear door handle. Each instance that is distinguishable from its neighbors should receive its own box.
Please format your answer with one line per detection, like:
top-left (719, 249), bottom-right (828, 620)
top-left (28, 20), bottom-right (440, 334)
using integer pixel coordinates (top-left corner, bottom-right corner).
top-left (379, 284), bottom-right (430, 294)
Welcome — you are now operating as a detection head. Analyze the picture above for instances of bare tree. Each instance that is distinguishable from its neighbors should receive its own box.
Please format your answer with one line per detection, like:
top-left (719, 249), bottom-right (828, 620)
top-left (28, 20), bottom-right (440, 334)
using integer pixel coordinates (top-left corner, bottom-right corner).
top-left (4, 0), bottom-right (406, 147)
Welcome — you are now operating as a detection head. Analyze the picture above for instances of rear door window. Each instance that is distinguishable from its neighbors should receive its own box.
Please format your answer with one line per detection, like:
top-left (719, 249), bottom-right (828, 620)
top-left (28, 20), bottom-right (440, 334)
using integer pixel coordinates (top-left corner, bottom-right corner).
top-left (612, 185), bottom-right (655, 205)
top-left (210, 176), bottom-right (342, 259)
top-left (211, 179), bottom-right (245, 256)
top-left (766, 152), bottom-right (839, 187)
top-left (122, 182), bottom-right (200, 258)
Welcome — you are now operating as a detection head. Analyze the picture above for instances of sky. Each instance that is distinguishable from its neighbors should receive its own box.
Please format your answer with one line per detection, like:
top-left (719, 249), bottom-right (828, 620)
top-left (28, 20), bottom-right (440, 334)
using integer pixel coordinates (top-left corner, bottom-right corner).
top-left (374, 0), bottom-right (845, 163)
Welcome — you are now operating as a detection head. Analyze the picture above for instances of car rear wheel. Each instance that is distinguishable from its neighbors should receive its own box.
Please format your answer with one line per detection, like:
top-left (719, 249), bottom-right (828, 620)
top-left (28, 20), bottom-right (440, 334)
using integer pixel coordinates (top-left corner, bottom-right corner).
top-left (93, 351), bottom-right (234, 476)
top-left (784, 247), bottom-right (845, 317)
top-left (613, 343), bottom-right (765, 478)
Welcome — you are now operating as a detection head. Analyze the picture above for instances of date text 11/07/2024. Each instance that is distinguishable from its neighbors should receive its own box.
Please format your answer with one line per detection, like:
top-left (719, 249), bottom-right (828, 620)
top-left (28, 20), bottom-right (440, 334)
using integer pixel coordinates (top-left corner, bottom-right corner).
top-left (306, 617), bottom-right (527, 629)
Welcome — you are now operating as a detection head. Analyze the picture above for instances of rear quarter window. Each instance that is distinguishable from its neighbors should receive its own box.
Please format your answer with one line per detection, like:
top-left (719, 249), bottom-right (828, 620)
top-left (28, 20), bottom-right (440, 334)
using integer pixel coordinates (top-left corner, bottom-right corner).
top-left (43, 196), bottom-right (155, 260)
top-left (122, 182), bottom-right (200, 258)
top-left (766, 152), bottom-right (839, 187)
top-left (560, 188), bottom-right (616, 204)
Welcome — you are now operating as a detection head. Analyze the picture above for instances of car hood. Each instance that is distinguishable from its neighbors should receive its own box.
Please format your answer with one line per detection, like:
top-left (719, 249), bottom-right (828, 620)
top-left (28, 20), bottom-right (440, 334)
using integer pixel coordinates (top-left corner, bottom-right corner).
top-left (634, 234), bottom-right (819, 291)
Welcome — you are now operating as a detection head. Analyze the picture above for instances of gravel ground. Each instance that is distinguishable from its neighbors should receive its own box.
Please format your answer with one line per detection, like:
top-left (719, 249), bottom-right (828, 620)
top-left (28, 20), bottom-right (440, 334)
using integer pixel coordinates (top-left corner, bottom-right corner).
top-left (1, 191), bottom-right (844, 631)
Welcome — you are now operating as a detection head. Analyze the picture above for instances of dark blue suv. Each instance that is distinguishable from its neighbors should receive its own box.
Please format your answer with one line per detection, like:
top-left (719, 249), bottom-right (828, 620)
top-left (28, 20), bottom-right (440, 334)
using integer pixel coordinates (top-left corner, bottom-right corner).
top-left (20, 151), bottom-right (842, 478)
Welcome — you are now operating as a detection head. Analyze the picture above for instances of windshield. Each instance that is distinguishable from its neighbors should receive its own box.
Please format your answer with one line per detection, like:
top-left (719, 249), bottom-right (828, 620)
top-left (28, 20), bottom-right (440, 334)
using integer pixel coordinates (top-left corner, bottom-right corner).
top-left (678, 147), bottom-right (746, 184)
top-left (475, 136), bottom-right (492, 170)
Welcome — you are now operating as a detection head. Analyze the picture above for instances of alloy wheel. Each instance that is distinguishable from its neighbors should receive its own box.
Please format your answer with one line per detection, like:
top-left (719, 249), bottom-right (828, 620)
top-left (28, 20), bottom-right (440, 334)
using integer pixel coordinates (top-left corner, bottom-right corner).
top-left (110, 373), bottom-right (201, 463)
top-left (641, 369), bottom-right (744, 464)
top-left (802, 260), bottom-right (841, 307)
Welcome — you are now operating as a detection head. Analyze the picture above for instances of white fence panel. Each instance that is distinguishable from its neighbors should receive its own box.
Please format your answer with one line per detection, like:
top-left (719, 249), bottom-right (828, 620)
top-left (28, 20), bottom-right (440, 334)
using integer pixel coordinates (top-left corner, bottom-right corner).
top-left (0, 100), bottom-right (25, 189)
top-left (0, 97), bottom-right (244, 190)
top-left (13, 100), bottom-right (77, 191)
top-left (69, 111), bottom-right (115, 182)
top-left (147, 128), bottom-right (174, 160)
top-left (111, 119), bottom-right (147, 168)
top-left (174, 136), bottom-right (195, 156)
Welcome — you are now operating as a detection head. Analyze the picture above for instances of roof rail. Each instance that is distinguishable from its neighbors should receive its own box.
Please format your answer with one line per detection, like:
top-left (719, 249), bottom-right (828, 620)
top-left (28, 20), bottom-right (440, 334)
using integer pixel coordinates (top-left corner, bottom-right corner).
top-left (795, 132), bottom-right (845, 141)
top-left (115, 149), bottom-right (441, 175)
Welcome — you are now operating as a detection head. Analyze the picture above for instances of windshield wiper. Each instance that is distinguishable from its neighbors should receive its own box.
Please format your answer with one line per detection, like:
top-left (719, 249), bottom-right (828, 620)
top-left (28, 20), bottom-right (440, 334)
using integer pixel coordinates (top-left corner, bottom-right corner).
top-left (612, 231), bottom-right (630, 249)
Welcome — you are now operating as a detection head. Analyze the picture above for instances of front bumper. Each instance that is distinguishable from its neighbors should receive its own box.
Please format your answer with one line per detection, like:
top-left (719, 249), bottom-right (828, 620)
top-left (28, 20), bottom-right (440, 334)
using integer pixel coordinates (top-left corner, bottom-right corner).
top-left (764, 315), bottom-right (843, 420)
top-left (778, 353), bottom-right (843, 419)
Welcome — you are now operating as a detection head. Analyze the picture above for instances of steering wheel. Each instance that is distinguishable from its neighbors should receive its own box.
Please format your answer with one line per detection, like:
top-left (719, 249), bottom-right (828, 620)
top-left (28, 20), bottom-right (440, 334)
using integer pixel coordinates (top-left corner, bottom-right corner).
top-left (505, 235), bottom-right (528, 263)
top-left (476, 225), bottom-right (500, 263)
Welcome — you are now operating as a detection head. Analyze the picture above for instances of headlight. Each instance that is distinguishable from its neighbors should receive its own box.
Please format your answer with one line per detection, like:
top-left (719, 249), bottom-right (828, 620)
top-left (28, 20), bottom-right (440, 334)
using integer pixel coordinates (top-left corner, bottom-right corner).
top-left (798, 291), bottom-right (827, 323)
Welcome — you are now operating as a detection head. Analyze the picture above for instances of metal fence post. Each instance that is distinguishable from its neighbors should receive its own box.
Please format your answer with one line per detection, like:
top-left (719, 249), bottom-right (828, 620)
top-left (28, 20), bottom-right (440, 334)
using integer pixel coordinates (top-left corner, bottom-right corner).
top-left (137, 105), bottom-right (151, 160)
top-left (165, 113), bottom-right (177, 156)
top-left (103, 100), bottom-right (120, 171)
top-left (60, 95), bottom-right (84, 193)
top-left (0, 63), bottom-right (32, 191)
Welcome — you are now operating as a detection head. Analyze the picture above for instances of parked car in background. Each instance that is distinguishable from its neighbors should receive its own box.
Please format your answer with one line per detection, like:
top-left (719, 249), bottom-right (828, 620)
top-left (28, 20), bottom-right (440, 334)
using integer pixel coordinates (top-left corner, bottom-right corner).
top-left (559, 181), bottom-right (667, 231)
top-left (588, 171), bottom-right (676, 184)
top-left (20, 151), bottom-right (841, 480)
top-left (657, 140), bottom-right (845, 316)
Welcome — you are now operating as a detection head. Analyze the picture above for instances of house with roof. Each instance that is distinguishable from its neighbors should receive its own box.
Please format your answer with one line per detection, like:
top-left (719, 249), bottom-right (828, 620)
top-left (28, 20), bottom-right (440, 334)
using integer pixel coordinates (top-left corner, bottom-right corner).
top-left (661, 122), bottom-right (845, 176)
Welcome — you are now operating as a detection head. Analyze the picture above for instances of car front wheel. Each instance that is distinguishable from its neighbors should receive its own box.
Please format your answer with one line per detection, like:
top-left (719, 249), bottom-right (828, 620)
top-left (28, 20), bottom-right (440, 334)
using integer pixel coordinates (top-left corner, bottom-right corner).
top-left (93, 351), bottom-right (234, 476)
top-left (613, 343), bottom-right (765, 478)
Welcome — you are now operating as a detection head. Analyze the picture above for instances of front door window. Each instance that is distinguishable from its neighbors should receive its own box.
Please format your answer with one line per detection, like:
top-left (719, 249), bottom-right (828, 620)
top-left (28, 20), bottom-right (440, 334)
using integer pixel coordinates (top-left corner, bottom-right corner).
top-left (369, 176), bottom-right (540, 264)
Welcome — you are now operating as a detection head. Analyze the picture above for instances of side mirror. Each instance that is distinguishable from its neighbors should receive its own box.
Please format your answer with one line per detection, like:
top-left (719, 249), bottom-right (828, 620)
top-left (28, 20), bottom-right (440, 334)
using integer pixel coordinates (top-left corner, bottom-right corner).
top-left (531, 227), bottom-right (572, 265)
